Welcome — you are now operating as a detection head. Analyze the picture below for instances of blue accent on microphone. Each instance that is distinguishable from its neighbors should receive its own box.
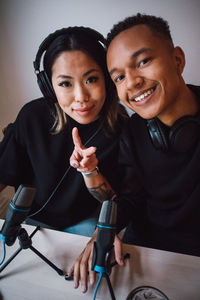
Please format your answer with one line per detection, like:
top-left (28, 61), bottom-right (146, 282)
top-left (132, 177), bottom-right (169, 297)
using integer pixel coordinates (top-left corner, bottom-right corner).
top-left (0, 234), bottom-right (5, 242)
top-left (10, 202), bottom-right (30, 212)
top-left (97, 224), bottom-right (116, 230)
top-left (94, 265), bottom-right (106, 273)
top-left (93, 271), bottom-right (103, 300)
top-left (0, 234), bottom-right (6, 265)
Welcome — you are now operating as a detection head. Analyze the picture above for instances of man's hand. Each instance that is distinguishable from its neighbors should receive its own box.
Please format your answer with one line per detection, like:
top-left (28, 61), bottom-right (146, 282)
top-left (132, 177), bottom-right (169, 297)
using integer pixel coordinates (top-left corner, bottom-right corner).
top-left (70, 127), bottom-right (98, 172)
top-left (67, 228), bottom-right (97, 293)
top-left (67, 231), bottom-right (125, 293)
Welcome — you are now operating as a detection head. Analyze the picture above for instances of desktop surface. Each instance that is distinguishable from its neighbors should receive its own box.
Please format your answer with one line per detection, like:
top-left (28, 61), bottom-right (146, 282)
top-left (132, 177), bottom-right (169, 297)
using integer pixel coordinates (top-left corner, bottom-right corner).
top-left (0, 219), bottom-right (200, 300)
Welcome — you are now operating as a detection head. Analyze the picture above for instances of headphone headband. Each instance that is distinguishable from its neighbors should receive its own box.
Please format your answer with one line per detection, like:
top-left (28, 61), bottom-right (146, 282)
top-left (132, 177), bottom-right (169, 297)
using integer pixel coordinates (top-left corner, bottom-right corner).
top-left (33, 26), bottom-right (106, 72)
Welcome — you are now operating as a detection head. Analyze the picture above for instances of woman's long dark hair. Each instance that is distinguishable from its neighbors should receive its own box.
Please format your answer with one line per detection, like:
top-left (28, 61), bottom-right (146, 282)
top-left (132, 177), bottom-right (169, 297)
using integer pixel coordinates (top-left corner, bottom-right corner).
top-left (43, 26), bottom-right (127, 134)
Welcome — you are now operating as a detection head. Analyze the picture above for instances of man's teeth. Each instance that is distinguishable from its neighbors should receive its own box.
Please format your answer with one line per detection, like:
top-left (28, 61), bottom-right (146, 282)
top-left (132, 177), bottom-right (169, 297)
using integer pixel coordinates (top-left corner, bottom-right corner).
top-left (134, 88), bottom-right (154, 102)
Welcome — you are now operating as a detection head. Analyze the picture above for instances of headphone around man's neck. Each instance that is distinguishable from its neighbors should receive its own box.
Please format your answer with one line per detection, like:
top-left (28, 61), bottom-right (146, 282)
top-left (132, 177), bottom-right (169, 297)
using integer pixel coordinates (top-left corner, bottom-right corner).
top-left (146, 115), bottom-right (200, 152)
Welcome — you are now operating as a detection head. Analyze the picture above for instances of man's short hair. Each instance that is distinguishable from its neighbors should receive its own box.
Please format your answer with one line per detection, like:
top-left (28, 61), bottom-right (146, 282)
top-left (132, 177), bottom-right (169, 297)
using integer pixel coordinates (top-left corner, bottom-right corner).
top-left (106, 13), bottom-right (173, 47)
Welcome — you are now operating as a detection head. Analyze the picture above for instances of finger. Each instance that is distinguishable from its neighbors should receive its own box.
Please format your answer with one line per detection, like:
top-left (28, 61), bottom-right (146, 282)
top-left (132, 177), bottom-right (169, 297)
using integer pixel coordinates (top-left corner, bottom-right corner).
top-left (70, 150), bottom-right (81, 169)
top-left (72, 127), bottom-right (84, 149)
top-left (114, 235), bottom-right (125, 266)
top-left (68, 265), bottom-right (74, 276)
top-left (82, 146), bottom-right (97, 158)
top-left (80, 262), bottom-right (89, 293)
top-left (73, 259), bottom-right (81, 289)
top-left (73, 149), bottom-right (82, 161)
top-left (79, 238), bottom-right (96, 293)
top-left (88, 245), bottom-right (96, 286)
top-left (89, 269), bottom-right (96, 287)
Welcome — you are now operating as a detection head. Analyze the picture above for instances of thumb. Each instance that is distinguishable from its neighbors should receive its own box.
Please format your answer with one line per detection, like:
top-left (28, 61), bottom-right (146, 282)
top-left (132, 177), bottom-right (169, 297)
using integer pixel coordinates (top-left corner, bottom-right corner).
top-left (114, 235), bottom-right (125, 266)
top-left (82, 146), bottom-right (97, 157)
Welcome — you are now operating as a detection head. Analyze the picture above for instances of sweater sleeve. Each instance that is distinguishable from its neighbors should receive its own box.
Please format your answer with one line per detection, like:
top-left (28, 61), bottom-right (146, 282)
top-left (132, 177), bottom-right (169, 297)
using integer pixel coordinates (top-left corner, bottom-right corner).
top-left (0, 108), bottom-right (33, 186)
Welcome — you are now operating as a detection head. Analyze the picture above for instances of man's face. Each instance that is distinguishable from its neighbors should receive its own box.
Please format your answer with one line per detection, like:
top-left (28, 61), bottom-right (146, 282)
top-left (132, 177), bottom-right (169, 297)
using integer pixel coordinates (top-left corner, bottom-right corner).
top-left (107, 25), bottom-right (185, 124)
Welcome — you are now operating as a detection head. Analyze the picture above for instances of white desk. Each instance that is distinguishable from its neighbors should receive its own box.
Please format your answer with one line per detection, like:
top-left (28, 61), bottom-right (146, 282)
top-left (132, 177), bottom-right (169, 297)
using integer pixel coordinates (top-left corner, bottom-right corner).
top-left (0, 219), bottom-right (200, 300)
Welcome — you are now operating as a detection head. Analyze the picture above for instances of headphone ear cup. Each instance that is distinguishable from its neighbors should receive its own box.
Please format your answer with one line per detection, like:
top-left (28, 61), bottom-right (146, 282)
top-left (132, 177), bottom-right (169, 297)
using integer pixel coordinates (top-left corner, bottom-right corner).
top-left (37, 71), bottom-right (56, 103)
top-left (147, 118), bottom-right (169, 151)
top-left (169, 116), bottom-right (200, 152)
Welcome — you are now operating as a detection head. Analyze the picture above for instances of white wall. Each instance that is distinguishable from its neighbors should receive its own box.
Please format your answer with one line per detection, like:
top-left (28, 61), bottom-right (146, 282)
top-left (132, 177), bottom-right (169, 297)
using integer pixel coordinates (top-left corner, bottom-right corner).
top-left (0, 0), bottom-right (200, 140)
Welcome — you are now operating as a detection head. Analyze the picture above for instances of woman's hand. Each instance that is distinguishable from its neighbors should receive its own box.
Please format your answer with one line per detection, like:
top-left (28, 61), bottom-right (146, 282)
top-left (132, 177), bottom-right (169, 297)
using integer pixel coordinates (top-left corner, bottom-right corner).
top-left (70, 127), bottom-right (98, 172)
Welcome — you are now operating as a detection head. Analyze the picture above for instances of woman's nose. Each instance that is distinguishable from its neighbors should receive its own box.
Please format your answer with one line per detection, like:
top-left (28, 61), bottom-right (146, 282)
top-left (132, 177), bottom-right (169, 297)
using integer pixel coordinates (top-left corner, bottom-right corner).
top-left (74, 84), bottom-right (89, 102)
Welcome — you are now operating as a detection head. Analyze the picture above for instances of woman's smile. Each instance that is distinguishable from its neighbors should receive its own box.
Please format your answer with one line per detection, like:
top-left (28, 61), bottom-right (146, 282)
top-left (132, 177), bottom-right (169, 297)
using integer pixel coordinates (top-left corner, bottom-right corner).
top-left (73, 105), bottom-right (95, 116)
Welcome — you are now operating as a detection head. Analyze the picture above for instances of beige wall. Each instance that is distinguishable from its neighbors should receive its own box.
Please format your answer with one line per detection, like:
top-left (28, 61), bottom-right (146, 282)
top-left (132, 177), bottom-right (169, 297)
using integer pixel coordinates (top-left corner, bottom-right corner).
top-left (0, 0), bottom-right (200, 141)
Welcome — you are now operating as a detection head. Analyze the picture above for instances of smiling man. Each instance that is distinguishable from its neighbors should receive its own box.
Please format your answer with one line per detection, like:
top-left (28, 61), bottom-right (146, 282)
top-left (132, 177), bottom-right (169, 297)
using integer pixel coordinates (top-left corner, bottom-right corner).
top-left (107, 16), bottom-right (197, 124)
top-left (106, 13), bottom-right (200, 255)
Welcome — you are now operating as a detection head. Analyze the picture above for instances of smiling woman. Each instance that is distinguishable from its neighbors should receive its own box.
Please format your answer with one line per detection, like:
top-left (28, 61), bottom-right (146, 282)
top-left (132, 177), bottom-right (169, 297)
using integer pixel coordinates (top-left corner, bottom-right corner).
top-left (51, 50), bottom-right (106, 125)
top-left (0, 26), bottom-right (128, 237)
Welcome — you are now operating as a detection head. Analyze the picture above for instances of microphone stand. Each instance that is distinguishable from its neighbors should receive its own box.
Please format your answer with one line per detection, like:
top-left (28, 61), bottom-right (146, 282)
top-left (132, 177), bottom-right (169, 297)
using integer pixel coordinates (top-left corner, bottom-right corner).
top-left (93, 249), bottom-right (116, 300)
top-left (93, 251), bottom-right (130, 300)
top-left (0, 226), bottom-right (64, 276)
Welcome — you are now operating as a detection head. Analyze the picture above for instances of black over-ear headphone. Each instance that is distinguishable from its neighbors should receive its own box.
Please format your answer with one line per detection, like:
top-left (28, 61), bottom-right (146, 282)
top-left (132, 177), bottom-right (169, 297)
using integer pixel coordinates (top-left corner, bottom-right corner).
top-left (33, 27), bottom-right (106, 104)
top-left (146, 115), bottom-right (200, 152)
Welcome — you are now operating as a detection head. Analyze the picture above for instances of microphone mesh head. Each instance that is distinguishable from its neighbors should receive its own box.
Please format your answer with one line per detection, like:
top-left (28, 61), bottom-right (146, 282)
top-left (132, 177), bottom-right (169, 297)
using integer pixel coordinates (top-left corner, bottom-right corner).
top-left (12, 185), bottom-right (36, 208)
top-left (98, 200), bottom-right (117, 226)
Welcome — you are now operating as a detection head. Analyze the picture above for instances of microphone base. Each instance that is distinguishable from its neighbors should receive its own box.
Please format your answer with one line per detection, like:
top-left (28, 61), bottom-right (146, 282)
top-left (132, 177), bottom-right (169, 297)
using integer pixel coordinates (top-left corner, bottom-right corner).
top-left (0, 226), bottom-right (64, 276)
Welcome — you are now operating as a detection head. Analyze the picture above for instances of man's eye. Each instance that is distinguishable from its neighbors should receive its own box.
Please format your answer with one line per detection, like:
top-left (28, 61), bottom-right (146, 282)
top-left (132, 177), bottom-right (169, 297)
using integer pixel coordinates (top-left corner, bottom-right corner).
top-left (138, 57), bottom-right (151, 67)
top-left (114, 74), bottom-right (125, 83)
top-left (86, 76), bottom-right (98, 84)
top-left (58, 81), bottom-right (71, 87)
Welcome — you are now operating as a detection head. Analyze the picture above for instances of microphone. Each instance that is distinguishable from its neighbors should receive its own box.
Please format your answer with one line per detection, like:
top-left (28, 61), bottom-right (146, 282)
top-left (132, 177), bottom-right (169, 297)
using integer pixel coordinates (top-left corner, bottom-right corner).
top-left (91, 199), bottom-right (117, 274)
top-left (0, 184), bottom-right (36, 246)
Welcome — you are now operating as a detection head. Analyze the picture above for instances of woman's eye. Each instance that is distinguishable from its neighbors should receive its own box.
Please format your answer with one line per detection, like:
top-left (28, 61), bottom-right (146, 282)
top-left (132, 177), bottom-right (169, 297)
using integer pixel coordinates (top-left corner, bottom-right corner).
top-left (86, 76), bottom-right (98, 84)
top-left (58, 81), bottom-right (71, 87)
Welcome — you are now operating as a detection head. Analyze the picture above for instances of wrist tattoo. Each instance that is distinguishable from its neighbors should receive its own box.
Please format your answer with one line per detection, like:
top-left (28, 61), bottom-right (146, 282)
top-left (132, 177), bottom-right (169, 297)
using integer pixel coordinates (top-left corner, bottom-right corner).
top-left (88, 182), bottom-right (115, 203)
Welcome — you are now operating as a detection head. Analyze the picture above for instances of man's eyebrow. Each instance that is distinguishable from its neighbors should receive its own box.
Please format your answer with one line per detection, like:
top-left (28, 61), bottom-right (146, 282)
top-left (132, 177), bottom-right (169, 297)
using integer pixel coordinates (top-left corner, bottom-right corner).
top-left (109, 47), bottom-right (151, 76)
top-left (132, 47), bottom-right (151, 58)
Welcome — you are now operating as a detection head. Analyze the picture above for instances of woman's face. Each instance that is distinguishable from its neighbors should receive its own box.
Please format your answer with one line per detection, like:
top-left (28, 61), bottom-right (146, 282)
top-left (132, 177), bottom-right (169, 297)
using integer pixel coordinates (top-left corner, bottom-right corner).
top-left (51, 50), bottom-right (106, 124)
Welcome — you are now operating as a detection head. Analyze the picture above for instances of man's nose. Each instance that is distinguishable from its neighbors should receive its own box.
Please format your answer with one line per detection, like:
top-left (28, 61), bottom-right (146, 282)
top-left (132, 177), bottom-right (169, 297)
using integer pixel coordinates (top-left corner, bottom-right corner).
top-left (126, 70), bottom-right (144, 90)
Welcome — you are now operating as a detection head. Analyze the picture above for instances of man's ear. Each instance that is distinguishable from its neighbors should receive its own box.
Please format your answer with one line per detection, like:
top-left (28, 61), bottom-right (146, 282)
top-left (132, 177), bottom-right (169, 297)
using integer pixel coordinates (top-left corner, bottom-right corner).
top-left (173, 46), bottom-right (185, 75)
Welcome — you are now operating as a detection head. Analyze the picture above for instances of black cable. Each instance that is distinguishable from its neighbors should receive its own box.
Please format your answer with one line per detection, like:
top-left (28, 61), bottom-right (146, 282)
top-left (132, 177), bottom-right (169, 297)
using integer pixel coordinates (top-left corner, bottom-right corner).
top-left (28, 124), bottom-right (102, 218)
